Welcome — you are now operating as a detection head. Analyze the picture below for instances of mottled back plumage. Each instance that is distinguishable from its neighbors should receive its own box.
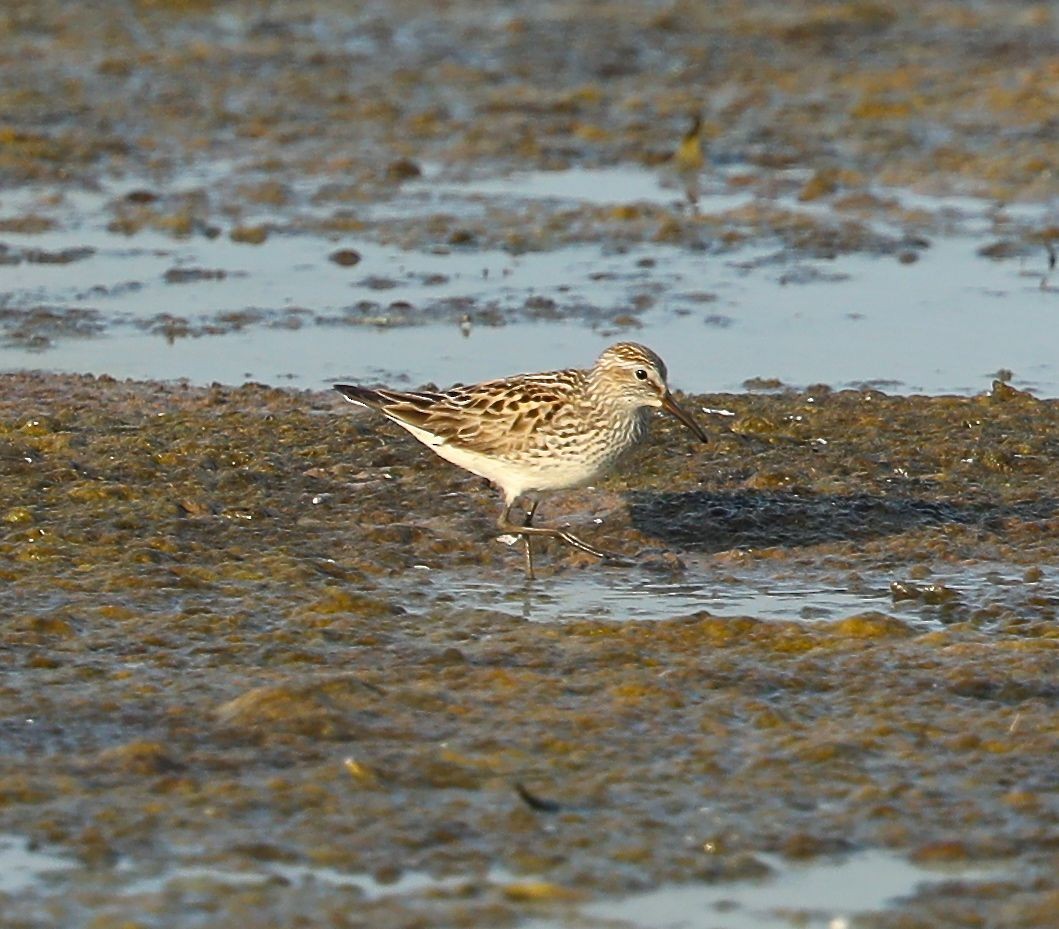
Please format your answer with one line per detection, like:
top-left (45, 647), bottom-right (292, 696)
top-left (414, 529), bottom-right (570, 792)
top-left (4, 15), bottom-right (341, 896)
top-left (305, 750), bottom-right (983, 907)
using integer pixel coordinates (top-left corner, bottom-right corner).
top-left (342, 372), bottom-right (586, 458)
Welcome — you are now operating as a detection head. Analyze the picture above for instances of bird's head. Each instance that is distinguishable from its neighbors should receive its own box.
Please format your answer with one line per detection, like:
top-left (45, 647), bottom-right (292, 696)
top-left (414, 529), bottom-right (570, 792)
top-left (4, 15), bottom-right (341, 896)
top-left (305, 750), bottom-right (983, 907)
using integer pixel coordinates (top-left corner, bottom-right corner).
top-left (592, 342), bottom-right (708, 442)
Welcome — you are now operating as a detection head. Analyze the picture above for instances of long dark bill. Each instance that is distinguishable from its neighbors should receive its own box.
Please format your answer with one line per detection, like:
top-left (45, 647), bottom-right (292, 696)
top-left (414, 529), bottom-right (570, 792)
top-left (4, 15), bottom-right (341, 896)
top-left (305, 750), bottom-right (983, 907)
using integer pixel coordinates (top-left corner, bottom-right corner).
top-left (661, 391), bottom-right (709, 443)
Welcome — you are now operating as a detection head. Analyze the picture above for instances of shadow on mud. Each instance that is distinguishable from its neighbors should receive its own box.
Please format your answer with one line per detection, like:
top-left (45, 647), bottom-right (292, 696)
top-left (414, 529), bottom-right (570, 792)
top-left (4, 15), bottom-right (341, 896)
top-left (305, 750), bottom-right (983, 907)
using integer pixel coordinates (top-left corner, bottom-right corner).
top-left (627, 489), bottom-right (1057, 552)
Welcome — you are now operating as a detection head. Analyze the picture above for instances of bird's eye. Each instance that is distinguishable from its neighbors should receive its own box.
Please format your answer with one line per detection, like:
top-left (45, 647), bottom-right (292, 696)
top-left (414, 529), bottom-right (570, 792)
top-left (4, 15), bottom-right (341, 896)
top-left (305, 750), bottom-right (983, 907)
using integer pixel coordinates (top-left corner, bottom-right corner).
top-left (635, 369), bottom-right (649, 381)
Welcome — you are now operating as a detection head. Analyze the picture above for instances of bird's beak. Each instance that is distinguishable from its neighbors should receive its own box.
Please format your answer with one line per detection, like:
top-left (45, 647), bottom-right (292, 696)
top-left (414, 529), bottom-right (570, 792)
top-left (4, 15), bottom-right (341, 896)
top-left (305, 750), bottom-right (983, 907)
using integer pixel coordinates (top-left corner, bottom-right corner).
top-left (661, 391), bottom-right (709, 443)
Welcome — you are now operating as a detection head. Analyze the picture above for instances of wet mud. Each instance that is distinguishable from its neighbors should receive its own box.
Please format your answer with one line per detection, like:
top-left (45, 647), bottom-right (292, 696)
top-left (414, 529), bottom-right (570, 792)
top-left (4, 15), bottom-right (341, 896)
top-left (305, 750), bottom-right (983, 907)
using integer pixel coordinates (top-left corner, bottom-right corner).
top-left (2, 372), bottom-right (1058, 927)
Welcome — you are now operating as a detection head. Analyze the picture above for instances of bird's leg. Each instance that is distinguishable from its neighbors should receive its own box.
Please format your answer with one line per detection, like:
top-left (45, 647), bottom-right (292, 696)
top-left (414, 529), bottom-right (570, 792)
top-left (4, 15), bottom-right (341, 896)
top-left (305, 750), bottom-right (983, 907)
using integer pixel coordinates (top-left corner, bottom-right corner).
top-left (522, 500), bottom-right (539, 580)
top-left (498, 502), bottom-right (621, 575)
top-left (522, 500), bottom-right (540, 526)
top-left (684, 176), bottom-right (701, 212)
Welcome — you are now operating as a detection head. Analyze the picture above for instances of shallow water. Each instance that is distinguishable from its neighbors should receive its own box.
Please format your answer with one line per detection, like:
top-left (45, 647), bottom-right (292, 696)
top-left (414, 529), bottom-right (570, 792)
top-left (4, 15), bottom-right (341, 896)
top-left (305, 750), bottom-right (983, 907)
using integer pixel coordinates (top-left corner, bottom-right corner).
top-left (407, 559), bottom-right (1055, 631)
top-left (1, 830), bottom-right (1012, 929)
top-left (421, 571), bottom-right (923, 626)
top-left (392, 163), bottom-right (757, 212)
top-left (118, 860), bottom-right (506, 901)
top-left (526, 851), bottom-right (1013, 929)
top-left (2, 168), bottom-right (1056, 395)
top-left (0, 834), bottom-right (77, 894)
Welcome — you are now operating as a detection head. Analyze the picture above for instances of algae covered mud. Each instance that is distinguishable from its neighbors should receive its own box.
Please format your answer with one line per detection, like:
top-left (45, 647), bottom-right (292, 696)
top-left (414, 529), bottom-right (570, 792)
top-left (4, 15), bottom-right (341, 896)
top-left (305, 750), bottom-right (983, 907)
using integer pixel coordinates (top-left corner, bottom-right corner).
top-left (2, 0), bottom-right (1059, 927)
top-left (3, 373), bottom-right (1059, 928)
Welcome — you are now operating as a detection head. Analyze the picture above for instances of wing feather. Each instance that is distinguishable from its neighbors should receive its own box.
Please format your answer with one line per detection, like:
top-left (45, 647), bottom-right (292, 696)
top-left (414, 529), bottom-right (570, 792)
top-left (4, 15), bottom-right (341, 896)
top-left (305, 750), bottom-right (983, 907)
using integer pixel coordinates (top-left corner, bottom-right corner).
top-left (336, 373), bottom-right (581, 456)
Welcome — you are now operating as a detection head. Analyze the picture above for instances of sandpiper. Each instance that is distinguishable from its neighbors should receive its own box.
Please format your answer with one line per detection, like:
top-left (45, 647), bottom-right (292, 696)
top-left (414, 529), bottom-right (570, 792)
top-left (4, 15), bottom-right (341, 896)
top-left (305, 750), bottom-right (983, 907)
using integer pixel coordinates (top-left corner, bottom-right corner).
top-left (671, 112), bottom-right (705, 207)
top-left (673, 112), bottom-right (705, 174)
top-left (335, 342), bottom-right (708, 578)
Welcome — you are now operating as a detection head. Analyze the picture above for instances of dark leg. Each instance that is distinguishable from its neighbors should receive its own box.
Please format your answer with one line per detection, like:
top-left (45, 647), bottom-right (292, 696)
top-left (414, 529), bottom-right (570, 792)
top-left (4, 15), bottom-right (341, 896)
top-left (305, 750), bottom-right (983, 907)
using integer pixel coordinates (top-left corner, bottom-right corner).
top-left (498, 502), bottom-right (620, 577)
top-left (683, 173), bottom-right (701, 212)
top-left (522, 500), bottom-right (539, 580)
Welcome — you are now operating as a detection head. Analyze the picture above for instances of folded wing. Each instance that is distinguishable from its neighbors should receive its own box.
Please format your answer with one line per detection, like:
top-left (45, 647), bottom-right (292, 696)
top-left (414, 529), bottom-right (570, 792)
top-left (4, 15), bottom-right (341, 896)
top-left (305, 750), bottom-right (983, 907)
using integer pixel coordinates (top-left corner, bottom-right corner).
top-left (335, 374), bottom-right (578, 456)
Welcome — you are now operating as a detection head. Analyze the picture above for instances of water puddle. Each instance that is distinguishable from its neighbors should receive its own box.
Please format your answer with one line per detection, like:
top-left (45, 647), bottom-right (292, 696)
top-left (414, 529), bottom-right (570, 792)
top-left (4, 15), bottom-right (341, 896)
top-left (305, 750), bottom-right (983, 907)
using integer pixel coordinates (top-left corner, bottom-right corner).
top-left (390, 164), bottom-right (754, 213)
top-left (419, 561), bottom-right (1054, 629)
top-left (116, 861), bottom-right (507, 900)
top-left (1, 834), bottom-right (1011, 929)
top-left (397, 163), bottom-right (1057, 238)
top-left (525, 850), bottom-right (1012, 929)
top-left (424, 572), bottom-right (928, 626)
top-left (0, 834), bottom-right (78, 894)
top-left (0, 831), bottom-right (507, 904)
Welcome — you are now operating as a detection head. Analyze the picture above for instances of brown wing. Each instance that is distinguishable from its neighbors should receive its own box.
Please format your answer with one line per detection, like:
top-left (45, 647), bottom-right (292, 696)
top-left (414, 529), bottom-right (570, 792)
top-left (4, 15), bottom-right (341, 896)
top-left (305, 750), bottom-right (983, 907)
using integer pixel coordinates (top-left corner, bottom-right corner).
top-left (336, 373), bottom-right (581, 456)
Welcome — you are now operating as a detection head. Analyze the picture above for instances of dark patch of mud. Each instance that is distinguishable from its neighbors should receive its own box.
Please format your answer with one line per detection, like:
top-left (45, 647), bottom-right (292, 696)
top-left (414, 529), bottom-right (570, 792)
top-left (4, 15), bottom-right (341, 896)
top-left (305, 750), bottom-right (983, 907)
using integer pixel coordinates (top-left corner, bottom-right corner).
top-left (630, 489), bottom-right (1055, 555)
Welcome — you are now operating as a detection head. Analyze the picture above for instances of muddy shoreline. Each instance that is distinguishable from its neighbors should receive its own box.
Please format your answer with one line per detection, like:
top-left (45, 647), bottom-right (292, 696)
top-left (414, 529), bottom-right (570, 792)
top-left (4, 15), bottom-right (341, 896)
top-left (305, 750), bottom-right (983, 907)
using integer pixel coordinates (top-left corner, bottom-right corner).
top-left (2, 372), bottom-right (1058, 927)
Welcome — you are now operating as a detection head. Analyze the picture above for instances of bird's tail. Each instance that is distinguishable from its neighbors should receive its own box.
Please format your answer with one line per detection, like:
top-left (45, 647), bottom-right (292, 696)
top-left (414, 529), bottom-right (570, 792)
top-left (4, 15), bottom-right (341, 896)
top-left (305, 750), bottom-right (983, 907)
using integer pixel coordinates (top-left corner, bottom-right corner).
top-left (334, 384), bottom-right (387, 409)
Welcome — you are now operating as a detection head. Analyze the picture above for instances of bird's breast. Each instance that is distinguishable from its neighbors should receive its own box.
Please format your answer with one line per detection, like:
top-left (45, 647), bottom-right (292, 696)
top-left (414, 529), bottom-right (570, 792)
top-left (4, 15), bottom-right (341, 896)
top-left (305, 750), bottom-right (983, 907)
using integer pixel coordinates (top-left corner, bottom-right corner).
top-left (536, 405), bottom-right (647, 470)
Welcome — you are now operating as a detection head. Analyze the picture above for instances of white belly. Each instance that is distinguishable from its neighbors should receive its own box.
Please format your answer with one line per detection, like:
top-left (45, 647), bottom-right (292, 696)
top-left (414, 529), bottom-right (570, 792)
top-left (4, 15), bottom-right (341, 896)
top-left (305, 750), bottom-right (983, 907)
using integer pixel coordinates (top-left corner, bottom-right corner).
top-left (398, 414), bottom-right (645, 503)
